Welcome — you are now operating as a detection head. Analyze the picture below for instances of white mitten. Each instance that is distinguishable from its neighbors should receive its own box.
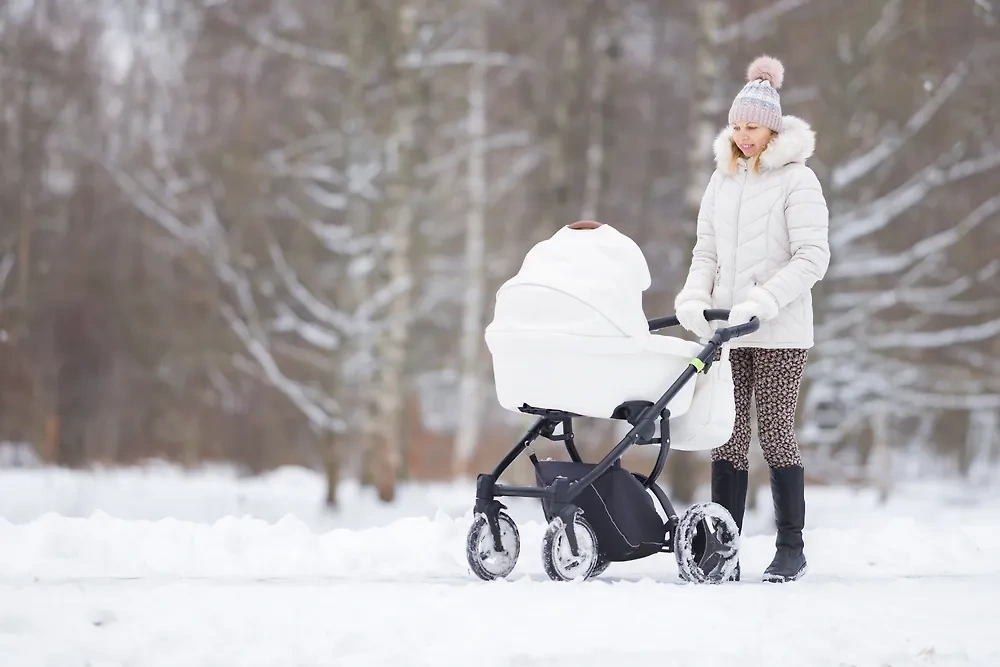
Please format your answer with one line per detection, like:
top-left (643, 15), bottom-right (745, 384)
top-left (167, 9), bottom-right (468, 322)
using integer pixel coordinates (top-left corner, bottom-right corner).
top-left (675, 299), bottom-right (714, 339)
top-left (728, 287), bottom-right (780, 325)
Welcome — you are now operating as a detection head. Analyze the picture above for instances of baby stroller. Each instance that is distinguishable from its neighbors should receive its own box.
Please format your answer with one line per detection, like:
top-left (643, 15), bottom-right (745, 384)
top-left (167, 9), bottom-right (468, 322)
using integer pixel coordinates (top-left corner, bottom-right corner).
top-left (465, 222), bottom-right (759, 583)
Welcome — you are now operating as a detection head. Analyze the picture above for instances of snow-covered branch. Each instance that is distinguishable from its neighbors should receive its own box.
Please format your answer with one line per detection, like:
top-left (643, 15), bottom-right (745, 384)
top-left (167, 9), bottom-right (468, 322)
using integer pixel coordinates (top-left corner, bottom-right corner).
top-left (263, 161), bottom-right (343, 186)
top-left (398, 49), bottom-right (535, 71)
top-left (867, 316), bottom-right (1000, 350)
top-left (308, 221), bottom-right (387, 257)
top-left (819, 270), bottom-right (985, 339)
top-left (267, 236), bottom-right (402, 342)
top-left (236, 15), bottom-right (533, 75)
top-left (830, 149), bottom-right (1000, 249)
top-left (101, 157), bottom-right (346, 433)
top-left (859, 0), bottom-right (903, 56)
top-left (829, 193), bottom-right (1000, 279)
top-left (715, 0), bottom-right (816, 44)
top-left (488, 146), bottom-right (547, 205)
top-left (241, 20), bottom-right (354, 74)
top-left (267, 241), bottom-right (357, 336)
top-left (270, 303), bottom-right (341, 351)
top-left (227, 310), bottom-right (345, 433)
top-left (890, 388), bottom-right (1000, 411)
top-left (832, 57), bottom-right (969, 191)
top-left (418, 130), bottom-right (532, 179)
top-left (0, 253), bottom-right (15, 295)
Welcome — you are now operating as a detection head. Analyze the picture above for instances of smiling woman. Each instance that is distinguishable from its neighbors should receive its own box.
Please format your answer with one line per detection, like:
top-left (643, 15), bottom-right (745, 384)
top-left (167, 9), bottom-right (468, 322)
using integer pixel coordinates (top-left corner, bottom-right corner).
top-left (673, 54), bottom-right (831, 585)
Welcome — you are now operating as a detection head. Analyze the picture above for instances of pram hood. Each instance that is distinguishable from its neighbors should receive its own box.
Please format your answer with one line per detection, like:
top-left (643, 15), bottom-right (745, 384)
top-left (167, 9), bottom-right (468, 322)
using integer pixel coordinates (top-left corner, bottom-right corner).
top-left (484, 221), bottom-right (703, 420)
top-left (486, 222), bottom-right (653, 340)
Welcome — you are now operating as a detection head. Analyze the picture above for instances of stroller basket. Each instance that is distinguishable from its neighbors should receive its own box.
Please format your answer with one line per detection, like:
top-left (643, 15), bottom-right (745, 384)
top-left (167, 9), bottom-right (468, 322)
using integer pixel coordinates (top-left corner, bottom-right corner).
top-left (535, 459), bottom-right (665, 562)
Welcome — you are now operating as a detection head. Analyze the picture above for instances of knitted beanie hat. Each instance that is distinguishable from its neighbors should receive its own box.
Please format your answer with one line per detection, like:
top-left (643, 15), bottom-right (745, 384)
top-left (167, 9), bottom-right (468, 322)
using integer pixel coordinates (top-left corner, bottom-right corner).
top-left (728, 55), bottom-right (784, 132)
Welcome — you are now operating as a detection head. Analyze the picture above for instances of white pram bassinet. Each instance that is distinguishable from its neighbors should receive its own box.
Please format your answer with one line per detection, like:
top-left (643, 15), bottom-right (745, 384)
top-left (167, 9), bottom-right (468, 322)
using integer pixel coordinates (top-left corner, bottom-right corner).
top-left (485, 222), bottom-right (706, 422)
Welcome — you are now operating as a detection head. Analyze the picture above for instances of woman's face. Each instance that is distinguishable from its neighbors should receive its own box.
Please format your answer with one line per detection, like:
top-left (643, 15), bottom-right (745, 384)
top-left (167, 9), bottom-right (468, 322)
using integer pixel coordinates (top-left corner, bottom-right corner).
top-left (731, 121), bottom-right (773, 157)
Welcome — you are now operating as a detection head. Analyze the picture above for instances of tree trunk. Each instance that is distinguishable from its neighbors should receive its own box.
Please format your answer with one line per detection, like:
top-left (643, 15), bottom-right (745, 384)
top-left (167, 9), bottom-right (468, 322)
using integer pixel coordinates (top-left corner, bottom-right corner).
top-left (343, 0), bottom-right (379, 488)
top-left (868, 406), bottom-right (892, 504)
top-left (667, 0), bottom-right (726, 506)
top-left (453, 3), bottom-right (489, 478)
top-left (536, 2), bottom-right (589, 242)
top-left (371, 1), bottom-right (421, 503)
top-left (324, 430), bottom-right (341, 507)
top-left (579, 18), bottom-right (618, 222)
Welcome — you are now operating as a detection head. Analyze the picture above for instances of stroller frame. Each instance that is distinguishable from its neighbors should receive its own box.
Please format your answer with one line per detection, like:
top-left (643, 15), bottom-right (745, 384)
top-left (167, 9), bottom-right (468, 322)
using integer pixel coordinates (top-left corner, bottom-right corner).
top-left (468, 309), bottom-right (759, 582)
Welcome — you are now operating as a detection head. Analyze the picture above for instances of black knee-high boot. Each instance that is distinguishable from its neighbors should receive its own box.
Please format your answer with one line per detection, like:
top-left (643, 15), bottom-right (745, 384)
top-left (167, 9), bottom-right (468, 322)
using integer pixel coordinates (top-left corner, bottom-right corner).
top-left (763, 465), bottom-right (807, 582)
top-left (711, 460), bottom-right (748, 581)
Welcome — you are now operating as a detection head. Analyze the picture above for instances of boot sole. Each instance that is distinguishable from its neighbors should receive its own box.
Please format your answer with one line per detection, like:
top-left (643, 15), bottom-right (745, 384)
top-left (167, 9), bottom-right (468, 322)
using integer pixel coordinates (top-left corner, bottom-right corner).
top-left (762, 563), bottom-right (808, 583)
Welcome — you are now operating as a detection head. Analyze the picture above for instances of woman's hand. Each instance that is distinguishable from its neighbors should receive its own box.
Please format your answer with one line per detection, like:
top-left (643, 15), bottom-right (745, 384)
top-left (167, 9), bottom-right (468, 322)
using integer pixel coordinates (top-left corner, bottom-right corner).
top-left (676, 300), bottom-right (715, 339)
top-left (728, 287), bottom-right (780, 325)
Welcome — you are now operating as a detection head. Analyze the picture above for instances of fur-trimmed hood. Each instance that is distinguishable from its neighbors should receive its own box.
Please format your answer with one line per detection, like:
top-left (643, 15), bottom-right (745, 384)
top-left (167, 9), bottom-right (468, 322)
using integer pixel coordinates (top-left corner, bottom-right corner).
top-left (713, 115), bottom-right (816, 174)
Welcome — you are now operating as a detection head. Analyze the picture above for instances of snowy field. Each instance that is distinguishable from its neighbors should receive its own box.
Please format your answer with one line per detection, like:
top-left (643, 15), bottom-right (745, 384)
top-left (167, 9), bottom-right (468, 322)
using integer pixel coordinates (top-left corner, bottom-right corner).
top-left (2, 462), bottom-right (1000, 666)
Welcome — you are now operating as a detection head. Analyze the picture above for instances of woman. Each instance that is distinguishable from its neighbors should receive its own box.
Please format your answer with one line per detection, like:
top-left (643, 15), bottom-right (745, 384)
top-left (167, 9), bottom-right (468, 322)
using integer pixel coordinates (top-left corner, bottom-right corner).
top-left (674, 55), bottom-right (830, 583)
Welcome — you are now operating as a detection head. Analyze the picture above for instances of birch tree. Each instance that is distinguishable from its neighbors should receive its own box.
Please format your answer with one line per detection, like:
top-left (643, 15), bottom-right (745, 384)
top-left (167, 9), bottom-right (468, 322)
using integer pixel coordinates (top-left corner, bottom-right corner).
top-left (452, 1), bottom-right (490, 478)
top-left (666, 0), bottom-right (728, 505)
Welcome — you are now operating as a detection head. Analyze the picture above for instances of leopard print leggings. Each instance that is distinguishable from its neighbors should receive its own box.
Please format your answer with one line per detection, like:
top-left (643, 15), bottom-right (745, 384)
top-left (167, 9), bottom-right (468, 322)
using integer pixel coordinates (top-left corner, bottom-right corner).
top-left (711, 347), bottom-right (809, 471)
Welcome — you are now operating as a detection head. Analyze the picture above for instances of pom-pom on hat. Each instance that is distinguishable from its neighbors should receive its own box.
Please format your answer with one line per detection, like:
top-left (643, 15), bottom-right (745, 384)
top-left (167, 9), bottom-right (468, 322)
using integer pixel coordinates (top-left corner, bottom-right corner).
top-left (729, 55), bottom-right (784, 132)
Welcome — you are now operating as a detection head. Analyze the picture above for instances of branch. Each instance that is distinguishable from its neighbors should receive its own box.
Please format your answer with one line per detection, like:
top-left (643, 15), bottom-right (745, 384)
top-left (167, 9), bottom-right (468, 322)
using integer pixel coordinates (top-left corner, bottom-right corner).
top-left (418, 130), bottom-right (533, 180)
top-left (820, 273), bottom-right (986, 342)
top-left (271, 303), bottom-right (340, 351)
top-left (859, 0), bottom-right (903, 56)
top-left (488, 146), bottom-right (547, 205)
top-left (267, 241), bottom-right (358, 336)
top-left (241, 21), bottom-right (354, 74)
top-left (102, 160), bottom-right (344, 432)
top-left (831, 56), bottom-right (970, 191)
top-left (802, 351), bottom-right (998, 418)
top-left (303, 183), bottom-right (347, 211)
top-left (891, 388), bottom-right (1000, 411)
top-left (263, 160), bottom-right (343, 186)
top-left (830, 149), bottom-right (1000, 249)
top-left (98, 163), bottom-right (209, 252)
top-left (818, 251), bottom-right (943, 339)
top-left (867, 316), bottom-right (1000, 349)
top-left (308, 221), bottom-right (386, 257)
top-left (715, 0), bottom-right (816, 43)
top-left (229, 337), bottom-right (344, 433)
top-left (828, 193), bottom-right (1000, 279)
top-left (910, 297), bottom-right (1000, 318)
top-left (398, 49), bottom-right (535, 70)
top-left (265, 130), bottom-right (343, 165)
top-left (356, 275), bottom-right (412, 324)
top-left (0, 253), bottom-right (14, 295)
top-left (236, 14), bottom-right (533, 75)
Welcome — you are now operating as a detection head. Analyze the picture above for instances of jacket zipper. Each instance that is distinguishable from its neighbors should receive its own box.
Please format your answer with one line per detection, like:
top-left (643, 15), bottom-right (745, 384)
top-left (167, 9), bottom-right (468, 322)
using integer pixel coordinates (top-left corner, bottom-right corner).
top-left (731, 165), bottom-right (749, 308)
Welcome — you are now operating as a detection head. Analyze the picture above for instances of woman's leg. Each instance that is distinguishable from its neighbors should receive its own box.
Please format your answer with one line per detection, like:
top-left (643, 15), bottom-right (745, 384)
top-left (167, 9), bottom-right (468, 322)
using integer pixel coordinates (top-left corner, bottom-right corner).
top-left (752, 347), bottom-right (809, 582)
top-left (710, 347), bottom-right (755, 471)
top-left (754, 348), bottom-right (808, 468)
top-left (709, 347), bottom-right (754, 581)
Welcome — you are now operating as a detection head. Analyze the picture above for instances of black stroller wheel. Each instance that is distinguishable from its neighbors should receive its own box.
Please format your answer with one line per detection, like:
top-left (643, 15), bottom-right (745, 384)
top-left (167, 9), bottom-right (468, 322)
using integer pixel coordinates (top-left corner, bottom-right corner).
top-left (586, 556), bottom-right (611, 579)
top-left (466, 511), bottom-right (520, 581)
top-left (541, 513), bottom-right (599, 581)
top-left (673, 501), bottom-right (740, 584)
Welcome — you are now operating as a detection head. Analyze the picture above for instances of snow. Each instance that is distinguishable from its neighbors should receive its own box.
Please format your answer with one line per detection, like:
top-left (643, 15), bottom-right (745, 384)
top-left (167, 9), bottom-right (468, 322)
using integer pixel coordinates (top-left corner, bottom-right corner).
top-left (2, 462), bottom-right (1000, 666)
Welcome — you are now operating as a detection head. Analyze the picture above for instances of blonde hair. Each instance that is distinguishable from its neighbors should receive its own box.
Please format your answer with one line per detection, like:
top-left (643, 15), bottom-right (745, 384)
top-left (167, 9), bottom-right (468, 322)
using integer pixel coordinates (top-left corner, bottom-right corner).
top-left (728, 130), bottom-right (775, 174)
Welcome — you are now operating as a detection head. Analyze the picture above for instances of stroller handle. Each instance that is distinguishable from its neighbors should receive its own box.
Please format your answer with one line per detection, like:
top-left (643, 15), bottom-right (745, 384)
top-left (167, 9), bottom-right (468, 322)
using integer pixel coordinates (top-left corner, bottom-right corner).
top-left (647, 309), bottom-right (760, 343)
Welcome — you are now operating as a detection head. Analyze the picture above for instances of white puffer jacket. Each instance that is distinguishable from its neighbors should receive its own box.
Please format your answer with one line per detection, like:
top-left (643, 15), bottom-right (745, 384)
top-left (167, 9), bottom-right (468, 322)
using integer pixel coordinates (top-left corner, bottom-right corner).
top-left (675, 115), bottom-right (830, 349)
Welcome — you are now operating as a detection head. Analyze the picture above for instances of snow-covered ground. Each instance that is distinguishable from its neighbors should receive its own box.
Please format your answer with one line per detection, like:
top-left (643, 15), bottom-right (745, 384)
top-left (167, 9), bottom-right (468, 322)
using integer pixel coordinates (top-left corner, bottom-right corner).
top-left (2, 463), bottom-right (999, 666)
